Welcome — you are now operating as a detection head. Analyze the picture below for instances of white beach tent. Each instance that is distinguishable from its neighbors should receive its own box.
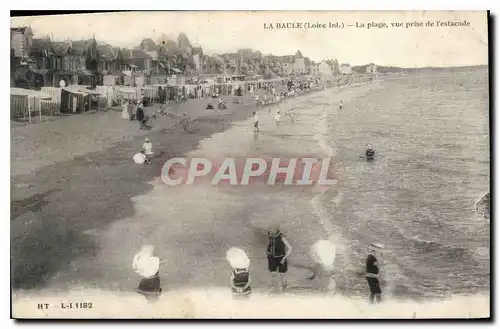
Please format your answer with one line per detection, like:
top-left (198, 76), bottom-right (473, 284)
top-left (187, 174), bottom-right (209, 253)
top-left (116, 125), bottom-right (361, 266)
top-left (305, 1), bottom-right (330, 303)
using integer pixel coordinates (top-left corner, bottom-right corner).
top-left (226, 247), bottom-right (250, 269)
top-left (115, 86), bottom-right (140, 103)
top-left (62, 87), bottom-right (101, 112)
top-left (11, 88), bottom-right (52, 123)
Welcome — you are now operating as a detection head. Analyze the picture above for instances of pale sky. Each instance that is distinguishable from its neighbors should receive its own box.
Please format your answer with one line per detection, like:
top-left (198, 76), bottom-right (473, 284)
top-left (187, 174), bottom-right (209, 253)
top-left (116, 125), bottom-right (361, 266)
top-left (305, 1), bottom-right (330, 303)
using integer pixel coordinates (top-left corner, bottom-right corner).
top-left (11, 11), bottom-right (488, 67)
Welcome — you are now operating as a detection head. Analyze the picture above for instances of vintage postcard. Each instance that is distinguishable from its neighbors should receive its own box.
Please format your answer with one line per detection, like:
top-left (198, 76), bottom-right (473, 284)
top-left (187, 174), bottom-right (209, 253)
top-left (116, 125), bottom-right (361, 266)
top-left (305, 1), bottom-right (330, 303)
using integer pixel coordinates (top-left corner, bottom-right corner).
top-left (10, 11), bottom-right (490, 319)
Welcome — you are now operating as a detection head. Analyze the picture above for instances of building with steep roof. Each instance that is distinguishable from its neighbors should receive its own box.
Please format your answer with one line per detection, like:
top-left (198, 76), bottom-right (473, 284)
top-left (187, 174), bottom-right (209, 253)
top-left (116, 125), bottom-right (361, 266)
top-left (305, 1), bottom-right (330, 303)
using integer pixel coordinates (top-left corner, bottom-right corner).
top-left (11, 26), bottom-right (34, 58)
top-left (139, 38), bottom-right (158, 52)
top-left (177, 33), bottom-right (192, 50)
top-left (317, 61), bottom-right (333, 76)
top-left (121, 48), bottom-right (152, 71)
top-left (97, 44), bottom-right (118, 73)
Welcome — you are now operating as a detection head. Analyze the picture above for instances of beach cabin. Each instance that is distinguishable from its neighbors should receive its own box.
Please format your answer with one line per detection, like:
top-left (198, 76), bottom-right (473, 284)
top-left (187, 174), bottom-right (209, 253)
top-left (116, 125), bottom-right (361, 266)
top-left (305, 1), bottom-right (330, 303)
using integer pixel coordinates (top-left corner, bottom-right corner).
top-left (10, 87), bottom-right (52, 121)
top-left (60, 87), bottom-right (101, 113)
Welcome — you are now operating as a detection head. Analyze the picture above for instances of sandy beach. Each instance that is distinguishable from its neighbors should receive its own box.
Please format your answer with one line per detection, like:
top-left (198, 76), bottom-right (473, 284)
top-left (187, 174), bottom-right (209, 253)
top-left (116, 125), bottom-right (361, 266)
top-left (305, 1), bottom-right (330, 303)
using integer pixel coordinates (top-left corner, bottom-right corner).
top-left (10, 69), bottom-right (490, 319)
top-left (10, 82), bottom-right (354, 291)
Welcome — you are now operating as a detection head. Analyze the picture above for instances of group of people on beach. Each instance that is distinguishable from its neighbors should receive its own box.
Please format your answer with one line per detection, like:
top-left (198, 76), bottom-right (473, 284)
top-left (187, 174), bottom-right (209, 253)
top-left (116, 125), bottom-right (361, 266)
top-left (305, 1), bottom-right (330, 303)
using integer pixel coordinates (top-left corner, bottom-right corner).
top-left (129, 77), bottom-right (384, 303)
top-left (252, 91), bottom-right (301, 132)
top-left (121, 96), bottom-right (153, 130)
top-left (133, 138), bottom-right (154, 165)
top-left (132, 225), bottom-right (384, 304)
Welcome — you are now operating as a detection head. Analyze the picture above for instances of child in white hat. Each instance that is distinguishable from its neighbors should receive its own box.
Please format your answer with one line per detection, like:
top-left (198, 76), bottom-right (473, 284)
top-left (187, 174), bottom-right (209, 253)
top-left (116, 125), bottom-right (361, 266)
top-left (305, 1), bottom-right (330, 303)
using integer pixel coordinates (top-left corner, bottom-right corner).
top-left (226, 247), bottom-right (252, 298)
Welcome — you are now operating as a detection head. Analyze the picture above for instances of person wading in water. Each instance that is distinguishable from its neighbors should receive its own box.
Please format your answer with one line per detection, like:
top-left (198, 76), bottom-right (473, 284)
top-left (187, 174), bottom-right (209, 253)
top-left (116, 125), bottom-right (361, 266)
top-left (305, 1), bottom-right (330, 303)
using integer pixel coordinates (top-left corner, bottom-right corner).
top-left (266, 227), bottom-right (292, 292)
top-left (366, 245), bottom-right (382, 304)
top-left (365, 144), bottom-right (375, 161)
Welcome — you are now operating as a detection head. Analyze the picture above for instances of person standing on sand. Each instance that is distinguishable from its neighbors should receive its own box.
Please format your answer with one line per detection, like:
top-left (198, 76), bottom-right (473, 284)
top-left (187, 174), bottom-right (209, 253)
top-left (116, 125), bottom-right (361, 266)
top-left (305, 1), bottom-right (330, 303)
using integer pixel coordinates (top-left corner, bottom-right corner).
top-left (133, 245), bottom-right (165, 302)
top-left (266, 227), bottom-right (292, 292)
top-left (253, 112), bottom-right (259, 132)
top-left (288, 108), bottom-right (295, 122)
top-left (178, 114), bottom-right (190, 132)
top-left (275, 109), bottom-right (281, 125)
top-left (366, 245), bottom-right (382, 304)
top-left (121, 100), bottom-right (130, 120)
top-left (126, 100), bottom-right (133, 121)
top-left (136, 101), bottom-right (146, 128)
top-left (142, 138), bottom-right (153, 156)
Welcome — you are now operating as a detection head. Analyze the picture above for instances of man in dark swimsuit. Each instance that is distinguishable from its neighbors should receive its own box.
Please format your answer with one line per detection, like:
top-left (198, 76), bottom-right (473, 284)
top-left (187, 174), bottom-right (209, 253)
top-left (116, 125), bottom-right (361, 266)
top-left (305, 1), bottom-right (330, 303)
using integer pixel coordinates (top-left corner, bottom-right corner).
top-left (366, 248), bottom-right (382, 303)
top-left (365, 144), bottom-right (375, 161)
top-left (266, 228), bottom-right (292, 291)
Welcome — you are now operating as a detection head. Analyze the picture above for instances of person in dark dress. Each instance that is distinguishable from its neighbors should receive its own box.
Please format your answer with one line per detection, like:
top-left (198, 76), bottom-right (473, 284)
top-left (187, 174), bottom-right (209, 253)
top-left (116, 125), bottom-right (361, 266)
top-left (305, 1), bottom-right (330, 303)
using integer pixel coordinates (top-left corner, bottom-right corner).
top-left (366, 250), bottom-right (382, 304)
top-left (230, 268), bottom-right (252, 299)
top-left (132, 245), bottom-right (164, 303)
top-left (266, 228), bottom-right (292, 291)
top-left (136, 102), bottom-right (146, 129)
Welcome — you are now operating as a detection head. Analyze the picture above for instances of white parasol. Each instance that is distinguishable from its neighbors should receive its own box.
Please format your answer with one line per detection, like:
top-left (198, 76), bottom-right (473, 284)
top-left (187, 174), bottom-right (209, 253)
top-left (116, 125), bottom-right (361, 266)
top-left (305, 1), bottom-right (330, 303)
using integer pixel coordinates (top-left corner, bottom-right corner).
top-left (226, 247), bottom-right (250, 269)
top-left (310, 239), bottom-right (336, 271)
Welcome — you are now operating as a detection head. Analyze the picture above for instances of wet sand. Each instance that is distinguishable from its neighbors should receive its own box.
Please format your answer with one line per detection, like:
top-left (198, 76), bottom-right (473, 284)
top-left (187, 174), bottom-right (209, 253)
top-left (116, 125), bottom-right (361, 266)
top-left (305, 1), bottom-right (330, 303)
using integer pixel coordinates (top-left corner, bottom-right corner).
top-left (10, 84), bottom-right (342, 291)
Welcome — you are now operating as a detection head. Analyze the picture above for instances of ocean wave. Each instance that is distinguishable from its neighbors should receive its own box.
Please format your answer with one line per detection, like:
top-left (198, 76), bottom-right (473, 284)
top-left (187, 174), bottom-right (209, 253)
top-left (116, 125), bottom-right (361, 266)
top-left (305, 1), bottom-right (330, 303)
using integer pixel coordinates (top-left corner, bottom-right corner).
top-left (475, 192), bottom-right (490, 220)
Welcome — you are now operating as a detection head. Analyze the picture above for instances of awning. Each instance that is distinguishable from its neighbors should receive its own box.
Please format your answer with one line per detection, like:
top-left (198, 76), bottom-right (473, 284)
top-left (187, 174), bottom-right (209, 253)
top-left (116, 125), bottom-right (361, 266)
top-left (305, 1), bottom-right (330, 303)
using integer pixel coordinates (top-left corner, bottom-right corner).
top-left (58, 70), bottom-right (75, 76)
top-left (108, 71), bottom-right (125, 77)
top-left (10, 88), bottom-right (52, 99)
top-left (116, 87), bottom-right (138, 94)
top-left (31, 69), bottom-right (49, 75)
top-left (62, 87), bottom-right (89, 96)
top-left (62, 87), bottom-right (101, 96)
top-left (76, 70), bottom-right (94, 76)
